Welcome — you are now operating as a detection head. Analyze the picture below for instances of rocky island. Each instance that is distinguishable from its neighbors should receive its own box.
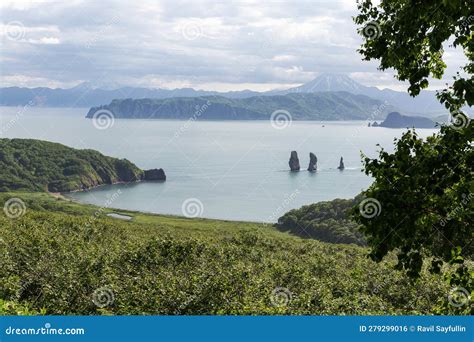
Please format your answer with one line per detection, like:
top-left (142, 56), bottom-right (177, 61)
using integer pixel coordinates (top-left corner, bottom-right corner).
top-left (289, 151), bottom-right (300, 171)
top-left (0, 138), bottom-right (166, 192)
top-left (337, 157), bottom-right (345, 170)
top-left (144, 168), bottom-right (166, 181)
top-left (308, 152), bottom-right (317, 172)
top-left (372, 112), bottom-right (436, 128)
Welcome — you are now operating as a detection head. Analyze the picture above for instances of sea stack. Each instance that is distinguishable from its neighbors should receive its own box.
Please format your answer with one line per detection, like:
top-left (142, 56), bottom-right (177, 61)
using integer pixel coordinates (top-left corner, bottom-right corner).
top-left (289, 151), bottom-right (300, 171)
top-left (143, 168), bottom-right (166, 181)
top-left (337, 157), bottom-right (345, 170)
top-left (307, 152), bottom-right (317, 172)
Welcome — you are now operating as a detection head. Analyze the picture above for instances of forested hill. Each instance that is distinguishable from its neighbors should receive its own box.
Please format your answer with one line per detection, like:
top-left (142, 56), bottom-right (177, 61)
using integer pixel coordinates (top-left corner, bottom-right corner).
top-left (0, 139), bottom-right (147, 192)
top-left (276, 198), bottom-right (365, 245)
top-left (86, 92), bottom-right (394, 121)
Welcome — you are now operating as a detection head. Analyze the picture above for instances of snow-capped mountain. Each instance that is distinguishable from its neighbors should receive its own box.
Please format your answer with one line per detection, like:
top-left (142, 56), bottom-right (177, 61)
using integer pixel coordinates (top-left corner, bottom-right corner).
top-left (286, 73), bottom-right (368, 93)
top-left (0, 73), bottom-right (459, 117)
top-left (277, 73), bottom-right (446, 117)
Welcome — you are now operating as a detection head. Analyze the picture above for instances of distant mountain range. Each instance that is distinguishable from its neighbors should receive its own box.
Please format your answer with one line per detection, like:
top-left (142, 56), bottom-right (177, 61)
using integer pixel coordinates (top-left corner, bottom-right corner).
top-left (278, 74), bottom-right (446, 116)
top-left (0, 73), bottom-right (457, 118)
top-left (0, 82), bottom-right (260, 107)
top-left (86, 92), bottom-right (394, 121)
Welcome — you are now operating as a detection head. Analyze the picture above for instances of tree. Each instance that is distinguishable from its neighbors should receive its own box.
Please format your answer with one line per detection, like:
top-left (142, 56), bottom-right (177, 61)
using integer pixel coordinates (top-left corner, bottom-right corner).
top-left (352, 0), bottom-right (473, 313)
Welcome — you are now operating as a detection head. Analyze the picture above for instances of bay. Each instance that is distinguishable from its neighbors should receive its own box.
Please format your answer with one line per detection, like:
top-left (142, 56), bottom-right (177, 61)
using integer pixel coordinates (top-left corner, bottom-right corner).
top-left (0, 106), bottom-right (438, 222)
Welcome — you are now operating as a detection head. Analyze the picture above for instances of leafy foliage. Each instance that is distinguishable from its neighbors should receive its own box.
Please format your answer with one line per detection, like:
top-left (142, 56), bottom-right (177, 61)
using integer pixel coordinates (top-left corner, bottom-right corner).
top-left (354, 0), bottom-right (473, 106)
top-left (352, 126), bottom-right (473, 275)
top-left (354, 0), bottom-right (473, 314)
top-left (0, 138), bottom-right (144, 192)
top-left (0, 299), bottom-right (45, 315)
top-left (0, 193), bottom-right (447, 315)
top-left (277, 198), bottom-right (365, 245)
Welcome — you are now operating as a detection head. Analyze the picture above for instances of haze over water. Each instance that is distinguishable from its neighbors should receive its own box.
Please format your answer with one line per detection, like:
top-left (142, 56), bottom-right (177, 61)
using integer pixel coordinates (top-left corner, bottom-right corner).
top-left (0, 106), bottom-right (438, 222)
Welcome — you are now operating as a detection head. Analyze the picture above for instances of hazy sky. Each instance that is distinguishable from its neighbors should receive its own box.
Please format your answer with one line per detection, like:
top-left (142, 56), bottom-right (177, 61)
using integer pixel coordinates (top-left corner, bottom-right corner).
top-left (0, 0), bottom-right (468, 91)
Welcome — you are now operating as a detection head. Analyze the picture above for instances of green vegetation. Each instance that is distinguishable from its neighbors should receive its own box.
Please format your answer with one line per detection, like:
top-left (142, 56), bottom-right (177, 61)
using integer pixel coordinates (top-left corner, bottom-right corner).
top-left (86, 92), bottom-right (392, 121)
top-left (355, 0), bottom-right (473, 112)
top-left (352, 125), bottom-right (473, 315)
top-left (0, 192), bottom-right (447, 315)
top-left (1, 0), bottom-right (472, 316)
top-left (0, 138), bottom-right (144, 192)
top-left (354, 0), bottom-right (473, 314)
top-left (276, 198), bottom-right (364, 245)
top-left (353, 127), bottom-right (473, 276)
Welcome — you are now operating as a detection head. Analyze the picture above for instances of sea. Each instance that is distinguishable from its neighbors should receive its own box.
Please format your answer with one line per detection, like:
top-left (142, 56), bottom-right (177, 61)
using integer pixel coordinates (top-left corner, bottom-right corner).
top-left (0, 106), bottom-right (438, 222)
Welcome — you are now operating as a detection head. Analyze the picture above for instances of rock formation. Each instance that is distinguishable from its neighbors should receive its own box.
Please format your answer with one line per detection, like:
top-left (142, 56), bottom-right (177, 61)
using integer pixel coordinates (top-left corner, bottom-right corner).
top-left (377, 112), bottom-right (436, 128)
top-left (337, 157), bottom-right (345, 170)
top-left (307, 153), bottom-right (317, 172)
top-left (143, 168), bottom-right (166, 181)
top-left (289, 151), bottom-right (300, 171)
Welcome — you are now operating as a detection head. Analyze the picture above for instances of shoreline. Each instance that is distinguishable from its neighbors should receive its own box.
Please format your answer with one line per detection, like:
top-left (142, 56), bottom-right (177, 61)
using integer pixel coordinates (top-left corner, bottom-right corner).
top-left (62, 179), bottom-right (143, 194)
top-left (58, 191), bottom-right (270, 225)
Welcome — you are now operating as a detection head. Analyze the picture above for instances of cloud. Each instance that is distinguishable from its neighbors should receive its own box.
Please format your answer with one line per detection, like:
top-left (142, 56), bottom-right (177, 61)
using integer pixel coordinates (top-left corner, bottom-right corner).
top-left (0, 0), bottom-right (467, 91)
top-left (27, 37), bottom-right (60, 44)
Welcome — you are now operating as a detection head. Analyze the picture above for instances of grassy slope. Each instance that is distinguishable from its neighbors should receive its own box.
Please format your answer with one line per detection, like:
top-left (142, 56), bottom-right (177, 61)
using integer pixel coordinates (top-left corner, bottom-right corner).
top-left (0, 138), bottom-right (144, 192)
top-left (0, 192), bottom-right (446, 315)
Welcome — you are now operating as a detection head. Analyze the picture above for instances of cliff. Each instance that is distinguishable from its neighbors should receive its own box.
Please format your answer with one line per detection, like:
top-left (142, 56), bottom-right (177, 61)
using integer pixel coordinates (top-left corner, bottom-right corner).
top-left (0, 139), bottom-right (164, 192)
top-left (376, 112), bottom-right (437, 128)
top-left (86, 92), bottom-right (394, 121)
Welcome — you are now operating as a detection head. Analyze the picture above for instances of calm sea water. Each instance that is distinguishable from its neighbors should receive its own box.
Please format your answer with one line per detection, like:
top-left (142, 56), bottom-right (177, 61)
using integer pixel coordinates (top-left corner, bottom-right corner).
top-left (0, 106), bottom-right (438, 222)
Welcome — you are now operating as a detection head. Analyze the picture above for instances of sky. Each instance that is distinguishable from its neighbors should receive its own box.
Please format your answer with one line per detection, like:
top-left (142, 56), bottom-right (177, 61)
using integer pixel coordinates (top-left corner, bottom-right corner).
top-left (0, 0), bottom-right (468, 92)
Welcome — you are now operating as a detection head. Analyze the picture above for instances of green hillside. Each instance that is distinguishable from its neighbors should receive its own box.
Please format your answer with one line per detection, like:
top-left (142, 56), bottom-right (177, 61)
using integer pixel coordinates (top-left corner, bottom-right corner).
top-left (277, 198), bottom-right (365, 245)
top-left (0, 139), bottom-right (144, 192)
top-left (0, 192), bottom-right (446, 315)
top-left (86, 92), bottom-right (393, 121)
